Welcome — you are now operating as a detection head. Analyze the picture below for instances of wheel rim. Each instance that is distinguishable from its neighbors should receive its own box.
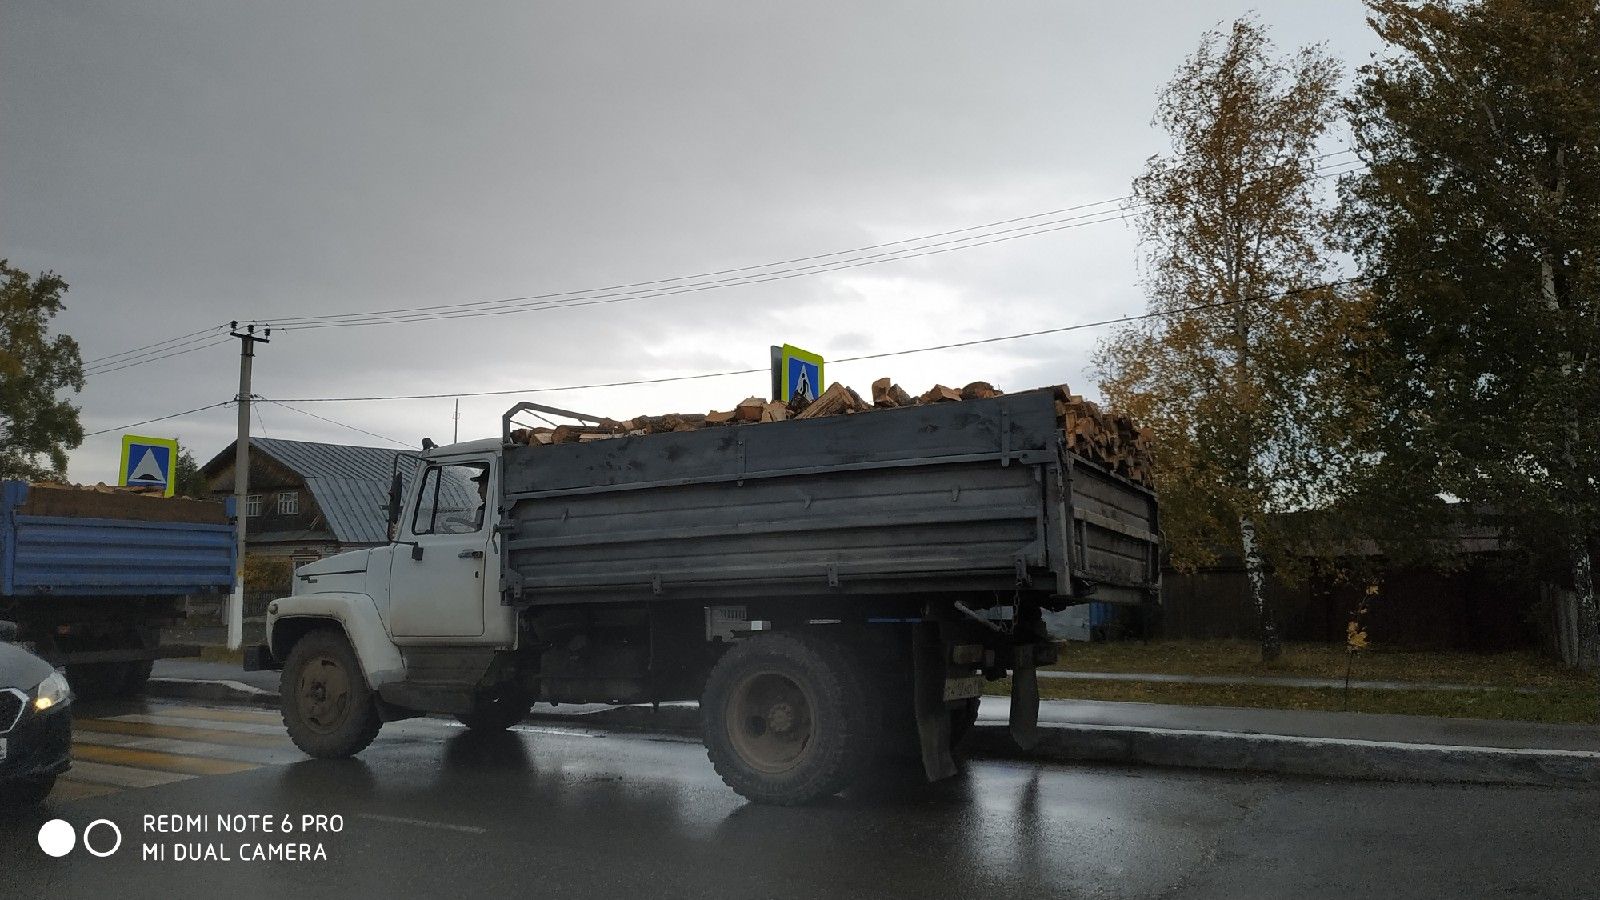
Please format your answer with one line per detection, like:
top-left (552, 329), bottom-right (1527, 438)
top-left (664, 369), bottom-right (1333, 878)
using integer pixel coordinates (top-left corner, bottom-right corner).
top-left (725, 670), bottom-right (816, 774)
top-left (296, 654), bottom-right (353, 734)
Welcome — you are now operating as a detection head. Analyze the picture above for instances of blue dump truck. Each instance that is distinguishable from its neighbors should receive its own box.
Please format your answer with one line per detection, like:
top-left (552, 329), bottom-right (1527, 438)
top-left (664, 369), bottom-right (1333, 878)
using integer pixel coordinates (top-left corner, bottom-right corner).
top-left (0, 481), bottom-right (236, 698)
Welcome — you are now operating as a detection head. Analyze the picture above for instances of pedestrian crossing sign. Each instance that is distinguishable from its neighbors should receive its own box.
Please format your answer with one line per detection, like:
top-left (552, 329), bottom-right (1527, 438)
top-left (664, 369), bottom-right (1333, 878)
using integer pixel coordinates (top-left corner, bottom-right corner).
top-left (119, 435), bottom-right (180, 497)
top-left (773, 344), bottom-right (824, 404)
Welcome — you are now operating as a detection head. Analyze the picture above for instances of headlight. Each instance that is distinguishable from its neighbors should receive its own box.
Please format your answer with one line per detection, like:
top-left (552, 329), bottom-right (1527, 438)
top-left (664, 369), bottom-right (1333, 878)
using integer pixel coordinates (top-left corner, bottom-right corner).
top-left (33, 670), bottom-right (71, 712)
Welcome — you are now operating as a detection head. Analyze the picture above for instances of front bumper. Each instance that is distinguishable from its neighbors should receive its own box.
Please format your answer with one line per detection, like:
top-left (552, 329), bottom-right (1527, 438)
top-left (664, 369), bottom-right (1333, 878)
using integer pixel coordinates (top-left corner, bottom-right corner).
top-left (0, 703), bottom-right (72, 783)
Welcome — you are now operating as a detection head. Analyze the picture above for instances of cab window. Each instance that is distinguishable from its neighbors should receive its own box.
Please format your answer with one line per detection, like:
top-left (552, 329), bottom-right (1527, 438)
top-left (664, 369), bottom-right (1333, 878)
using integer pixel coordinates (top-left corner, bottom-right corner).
top-left (412, 462), bottom-right (489, 535)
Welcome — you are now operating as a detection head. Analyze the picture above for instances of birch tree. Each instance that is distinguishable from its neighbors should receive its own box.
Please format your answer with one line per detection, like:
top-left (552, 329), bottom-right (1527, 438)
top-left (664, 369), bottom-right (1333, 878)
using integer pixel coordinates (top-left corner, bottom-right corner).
top-left (1343, 0), bottom-right (1600, 668)
top-left (1096, 19), bottom-right (1348, 661)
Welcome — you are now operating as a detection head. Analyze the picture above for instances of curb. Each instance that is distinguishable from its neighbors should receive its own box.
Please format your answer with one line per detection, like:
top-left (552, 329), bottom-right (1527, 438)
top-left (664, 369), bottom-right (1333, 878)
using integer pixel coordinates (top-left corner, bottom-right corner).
top-left (963, 723), bottom-right (1600, 788)
top-left (146, 677), bottom-right (281, 709)
top-left (142, 680), bottom-right (1600, 788)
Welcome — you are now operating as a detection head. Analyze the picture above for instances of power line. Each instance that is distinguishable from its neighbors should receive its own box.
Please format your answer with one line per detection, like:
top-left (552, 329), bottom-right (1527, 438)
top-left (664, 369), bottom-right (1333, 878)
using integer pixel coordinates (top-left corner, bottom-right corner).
top-left (260, 271), bottom-right (1378, 406)
top-left (248, 153), bottom-right (1364, 333)
top-left (82, 400), bottom-right (235, 437)
top-left (81, 325), bottom-right (229, 367)
top-left (259, 207), bottom-right (1144, 332)
top-left (77, 272), bottom-right (1378, 445)
top-left (76, 150), bottom-right (1363, 373)
top-left (258, 399), bottom-right (414, 448)
top-left (83, 335), bottom-right (234, 376)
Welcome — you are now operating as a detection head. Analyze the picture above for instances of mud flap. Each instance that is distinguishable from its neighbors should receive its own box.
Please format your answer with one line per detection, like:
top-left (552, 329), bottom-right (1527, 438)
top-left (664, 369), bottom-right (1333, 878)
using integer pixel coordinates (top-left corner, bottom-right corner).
top-left (1009, 658), bottom-right (1040, 750)
top-left (912, 623), bottom-right (958, 781)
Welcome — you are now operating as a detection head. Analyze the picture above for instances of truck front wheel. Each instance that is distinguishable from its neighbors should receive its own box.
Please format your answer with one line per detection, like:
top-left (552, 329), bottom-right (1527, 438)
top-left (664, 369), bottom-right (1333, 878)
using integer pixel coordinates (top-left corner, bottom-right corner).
top-left (702, 632), bottom-right (867, 805)
top-left (280, 629), bottom-right (382, 758)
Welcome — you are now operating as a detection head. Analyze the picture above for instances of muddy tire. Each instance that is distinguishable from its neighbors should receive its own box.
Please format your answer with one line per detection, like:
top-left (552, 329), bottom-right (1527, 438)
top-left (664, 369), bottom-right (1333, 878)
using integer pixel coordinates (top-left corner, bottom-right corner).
top-left (702, 632), bottom-right (868, 805)
top-left (281, 629), bottom-right (382, 758)
top-left (456, 688), bottom-right (531, 731)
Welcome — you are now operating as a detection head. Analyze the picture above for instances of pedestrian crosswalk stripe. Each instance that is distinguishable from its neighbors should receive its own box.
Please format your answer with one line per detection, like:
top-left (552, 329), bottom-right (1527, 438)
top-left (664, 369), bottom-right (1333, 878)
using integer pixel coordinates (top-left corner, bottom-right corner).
top-left (46, 778), bottom-right (122, 802)
top-left (155, 705), bottom-right (284, 726)
top-left (64, 758), bottom-right (198, 789)
top-left (73, 729), bottom-right (299, 767)
top-left (75, 717), bottom-right (289, 747)
top-left (71, 742), bottom-right (261, 776)
top-left (109, 711), bottom-right (290, 736)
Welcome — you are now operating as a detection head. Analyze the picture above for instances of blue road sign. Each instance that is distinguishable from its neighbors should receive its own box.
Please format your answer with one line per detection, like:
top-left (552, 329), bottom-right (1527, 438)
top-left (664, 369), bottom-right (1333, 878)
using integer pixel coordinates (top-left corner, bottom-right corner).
top-left (119, 435), bottom-right (179, 497)
top-left (775, 344), bottom-right (825, 403)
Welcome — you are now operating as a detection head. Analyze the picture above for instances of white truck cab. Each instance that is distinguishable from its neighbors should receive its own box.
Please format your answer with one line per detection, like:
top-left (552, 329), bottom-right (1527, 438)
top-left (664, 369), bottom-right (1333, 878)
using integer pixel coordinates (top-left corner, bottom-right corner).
top-left (256, 439), bottom-right (525, 741)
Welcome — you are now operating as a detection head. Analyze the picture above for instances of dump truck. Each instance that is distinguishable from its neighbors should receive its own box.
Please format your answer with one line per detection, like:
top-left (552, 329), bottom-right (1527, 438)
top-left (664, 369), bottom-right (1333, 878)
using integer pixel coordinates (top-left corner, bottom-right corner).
top-left (0, 481), bottom-right (237, 698)
top-left (247, 388), bottom-right (1160, 804)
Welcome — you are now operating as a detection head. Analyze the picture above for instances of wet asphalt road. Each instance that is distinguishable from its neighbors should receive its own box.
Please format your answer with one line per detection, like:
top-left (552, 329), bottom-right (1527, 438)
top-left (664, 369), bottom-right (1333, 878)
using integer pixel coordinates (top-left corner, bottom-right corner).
top-left (2, 698), bottom-right (1596, 900)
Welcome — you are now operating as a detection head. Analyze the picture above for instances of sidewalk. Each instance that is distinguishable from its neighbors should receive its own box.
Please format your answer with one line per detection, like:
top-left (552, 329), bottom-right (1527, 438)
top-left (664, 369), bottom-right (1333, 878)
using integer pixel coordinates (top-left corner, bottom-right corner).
top-left (146, 658), bottom-right (1600, 787)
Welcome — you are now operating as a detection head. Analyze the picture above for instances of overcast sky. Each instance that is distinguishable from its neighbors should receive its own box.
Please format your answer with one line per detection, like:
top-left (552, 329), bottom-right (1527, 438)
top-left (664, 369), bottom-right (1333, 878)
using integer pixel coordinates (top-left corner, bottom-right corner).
top-left (1, 1), bottom-right (1383, 484)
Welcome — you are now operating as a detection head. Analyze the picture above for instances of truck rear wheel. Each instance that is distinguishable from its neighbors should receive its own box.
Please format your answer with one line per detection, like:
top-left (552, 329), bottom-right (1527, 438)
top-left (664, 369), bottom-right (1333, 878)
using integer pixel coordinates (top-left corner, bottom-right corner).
top-left (112, 660), bottom-right (155, 698)
top-left (702, 632), bottom-right (867, 805)
top-left (280, 629), bottom-right (382, 758)
top-left (66, 663), bottom-right (126, 701)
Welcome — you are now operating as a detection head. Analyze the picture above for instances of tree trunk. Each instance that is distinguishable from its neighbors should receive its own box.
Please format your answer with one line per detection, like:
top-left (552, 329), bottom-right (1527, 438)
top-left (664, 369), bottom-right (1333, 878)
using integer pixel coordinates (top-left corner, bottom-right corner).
top-left (1575, 543), bottom-right (1597, 673)
top-left (1241, 516), bottom-right (1280, 662)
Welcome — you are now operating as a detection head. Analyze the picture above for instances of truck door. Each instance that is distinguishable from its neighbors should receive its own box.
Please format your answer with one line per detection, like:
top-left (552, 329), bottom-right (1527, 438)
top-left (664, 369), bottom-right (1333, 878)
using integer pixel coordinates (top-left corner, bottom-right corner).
top-left (389, 460), bottom-right (492, 639)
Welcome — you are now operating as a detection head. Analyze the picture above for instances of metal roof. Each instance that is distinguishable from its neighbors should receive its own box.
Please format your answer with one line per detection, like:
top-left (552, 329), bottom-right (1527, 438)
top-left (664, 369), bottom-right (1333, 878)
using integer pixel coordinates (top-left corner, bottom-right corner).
top-left (204, 437), bottom-right (489, 546)
top-left (229, 438), bottom-right (421, 545)
top-left (249, 438), bottom-right (416, 483)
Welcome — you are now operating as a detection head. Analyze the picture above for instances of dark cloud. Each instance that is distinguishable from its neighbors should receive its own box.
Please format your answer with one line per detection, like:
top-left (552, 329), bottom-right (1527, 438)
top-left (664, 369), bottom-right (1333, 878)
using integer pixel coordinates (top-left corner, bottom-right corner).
top-left (0, 0), bottom-right (1380, 481)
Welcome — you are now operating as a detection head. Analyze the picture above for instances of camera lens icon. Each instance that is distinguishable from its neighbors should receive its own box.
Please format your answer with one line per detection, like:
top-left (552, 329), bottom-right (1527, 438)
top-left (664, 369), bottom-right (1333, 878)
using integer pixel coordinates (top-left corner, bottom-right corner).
top-left (38, 819), bottom-right (122, 858)
top-left (37, 819), bottom-right (74, 858)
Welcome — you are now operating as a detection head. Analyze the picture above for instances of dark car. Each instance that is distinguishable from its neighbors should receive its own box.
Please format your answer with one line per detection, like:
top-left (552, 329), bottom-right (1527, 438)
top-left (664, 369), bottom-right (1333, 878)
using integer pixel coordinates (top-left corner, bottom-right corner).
top-left (0, 621), bottom-right (72, 806)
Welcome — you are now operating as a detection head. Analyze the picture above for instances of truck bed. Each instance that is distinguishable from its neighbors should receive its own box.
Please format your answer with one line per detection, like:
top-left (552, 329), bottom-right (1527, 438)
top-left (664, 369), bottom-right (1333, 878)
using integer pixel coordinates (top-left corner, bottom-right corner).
top-left (1, 481), bottom-right (235, 598)
top-left (499, 389), bottom-right (1158, 609)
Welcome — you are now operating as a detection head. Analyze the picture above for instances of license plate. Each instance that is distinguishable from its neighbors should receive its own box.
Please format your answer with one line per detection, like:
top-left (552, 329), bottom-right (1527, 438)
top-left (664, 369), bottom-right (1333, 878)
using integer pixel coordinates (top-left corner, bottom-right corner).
top-left (943, 675), bottom-right (983, 701)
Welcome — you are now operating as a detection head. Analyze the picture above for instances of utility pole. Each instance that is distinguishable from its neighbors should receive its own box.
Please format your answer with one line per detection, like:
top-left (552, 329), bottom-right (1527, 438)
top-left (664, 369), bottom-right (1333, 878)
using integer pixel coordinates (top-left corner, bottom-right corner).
top-left (227, 322), bottom-right (270, 651)
top-left (453, 398), bottom-right (460, 443)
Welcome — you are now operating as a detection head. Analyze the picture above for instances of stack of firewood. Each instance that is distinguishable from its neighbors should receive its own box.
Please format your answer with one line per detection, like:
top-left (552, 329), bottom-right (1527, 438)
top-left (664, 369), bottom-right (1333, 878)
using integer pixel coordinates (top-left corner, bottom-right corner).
top-left (1051, 387), bottom-right (1153, 487)
top-left (508, 378), bottom-right (1154, 487)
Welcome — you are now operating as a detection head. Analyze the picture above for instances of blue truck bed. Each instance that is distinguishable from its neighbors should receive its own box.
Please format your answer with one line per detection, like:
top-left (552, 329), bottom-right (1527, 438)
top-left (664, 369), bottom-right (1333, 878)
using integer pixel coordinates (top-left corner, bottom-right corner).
top-left (1, 480), bottom-right (236, 696)
top-left (1, 481), bottom-right (235, 598)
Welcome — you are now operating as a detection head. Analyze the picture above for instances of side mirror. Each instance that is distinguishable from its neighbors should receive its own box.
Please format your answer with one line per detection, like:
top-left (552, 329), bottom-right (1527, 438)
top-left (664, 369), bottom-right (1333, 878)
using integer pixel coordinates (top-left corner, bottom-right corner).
top-left (0, 621), bottom-right (18, 643)
top-left (411, 544), bottom-right (424, 561)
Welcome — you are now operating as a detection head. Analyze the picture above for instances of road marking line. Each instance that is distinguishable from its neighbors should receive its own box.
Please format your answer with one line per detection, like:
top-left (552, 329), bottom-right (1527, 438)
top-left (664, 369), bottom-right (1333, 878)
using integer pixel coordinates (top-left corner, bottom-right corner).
top-left (72, 743), bottom-right (261, 776)
top-left (62, 759), bottom-right (198, 788)
top-left (75, 718), bottom-right (289, 746)
top-left (48, 778), bottom-right (122, 802)
top-left (356, 813), bottom-right (486, 834)
top-left (96, 711), bottom-right (290, 736)
top-left (155, 705), bottom-right (284, 725)
top-left (73, 730), bottom-right (299, 766)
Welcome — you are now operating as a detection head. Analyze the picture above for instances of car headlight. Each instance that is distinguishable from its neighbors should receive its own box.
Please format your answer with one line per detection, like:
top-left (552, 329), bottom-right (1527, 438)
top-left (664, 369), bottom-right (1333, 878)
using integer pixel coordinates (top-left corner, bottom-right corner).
top-left (33, 670), bottom-right (72, 712)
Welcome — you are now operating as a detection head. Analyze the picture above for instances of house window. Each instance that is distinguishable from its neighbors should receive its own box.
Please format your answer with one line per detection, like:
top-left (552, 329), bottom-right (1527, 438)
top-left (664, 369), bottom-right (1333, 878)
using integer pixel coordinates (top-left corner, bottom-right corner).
top-left (245, 494), bottom-right (263, 517)
top-left (277, 491), bottom-right (299, 515)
